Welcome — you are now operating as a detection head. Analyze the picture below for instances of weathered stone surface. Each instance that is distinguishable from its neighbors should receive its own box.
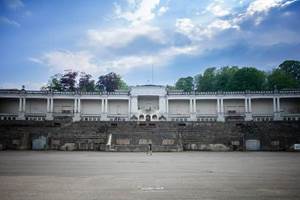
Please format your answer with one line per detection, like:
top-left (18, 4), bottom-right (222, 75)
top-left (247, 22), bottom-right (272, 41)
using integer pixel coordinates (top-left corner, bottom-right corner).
top-left (0, 121), bottom-right (299, 151)
top-left (60, 143), bottom-right (76, 151)
top-left (139, 139), bottom-right (152, 145)
top-left (116, 138), bottom-right (130, 145)
top-left (162, 139), bottom-right (175, 145)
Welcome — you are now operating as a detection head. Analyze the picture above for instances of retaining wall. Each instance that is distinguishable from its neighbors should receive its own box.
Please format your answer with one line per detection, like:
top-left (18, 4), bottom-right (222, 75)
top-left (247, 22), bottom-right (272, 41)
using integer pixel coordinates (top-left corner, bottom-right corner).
top-left (0, 121), bottom-right (299, 151)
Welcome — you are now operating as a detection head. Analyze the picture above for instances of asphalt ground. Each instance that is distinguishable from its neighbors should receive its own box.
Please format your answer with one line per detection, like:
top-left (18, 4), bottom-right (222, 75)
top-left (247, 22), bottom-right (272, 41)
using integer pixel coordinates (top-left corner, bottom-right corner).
top-left (0, 151), bottom-right (300, 200)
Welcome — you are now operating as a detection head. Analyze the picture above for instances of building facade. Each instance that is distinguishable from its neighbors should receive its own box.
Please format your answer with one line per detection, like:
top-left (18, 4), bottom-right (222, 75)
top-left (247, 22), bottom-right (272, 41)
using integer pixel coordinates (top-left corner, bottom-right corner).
top-left (0, 85), bottom-right (300, 122)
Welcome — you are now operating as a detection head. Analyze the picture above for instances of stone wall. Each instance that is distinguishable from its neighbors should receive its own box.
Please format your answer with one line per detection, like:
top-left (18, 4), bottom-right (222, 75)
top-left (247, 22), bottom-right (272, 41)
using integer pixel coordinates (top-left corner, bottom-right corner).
top-left (0, 121), bottom-right (299, 151)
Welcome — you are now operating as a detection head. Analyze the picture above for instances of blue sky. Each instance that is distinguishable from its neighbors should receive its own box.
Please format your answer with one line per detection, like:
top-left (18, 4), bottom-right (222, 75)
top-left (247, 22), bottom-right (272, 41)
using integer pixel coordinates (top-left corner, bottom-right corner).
top-left (0, 0), bottom-right (300, 89)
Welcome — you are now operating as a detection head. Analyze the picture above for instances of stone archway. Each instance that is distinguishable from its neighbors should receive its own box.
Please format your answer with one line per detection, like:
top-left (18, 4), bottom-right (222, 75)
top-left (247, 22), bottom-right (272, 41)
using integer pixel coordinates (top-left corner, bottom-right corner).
top-left (139, 115), bottom-right (144, 121)
top-left (152, 115), bottom-right (157, 121)
top-left (146, 115), bottom-right (151, 121)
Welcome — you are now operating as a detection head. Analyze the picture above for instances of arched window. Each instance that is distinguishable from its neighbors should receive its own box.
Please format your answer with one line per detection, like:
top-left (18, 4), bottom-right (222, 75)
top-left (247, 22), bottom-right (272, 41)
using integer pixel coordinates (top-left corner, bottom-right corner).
top-left (139, 115), bottom-right (144, 120)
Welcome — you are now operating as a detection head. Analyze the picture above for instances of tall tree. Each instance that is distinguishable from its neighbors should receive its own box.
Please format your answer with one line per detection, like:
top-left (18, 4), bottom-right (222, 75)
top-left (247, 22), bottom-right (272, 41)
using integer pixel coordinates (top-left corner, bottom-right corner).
top-left (278, 60), bottom-right (300, 85)
top-left (97, 72), bottom-right (123, 92)
top-left (195, 68), bottom-right (216, 91)
top-left (229, 67), bottom-right (266, 91)
top-left (78, 72), bottom-right (95, 92)
top-left (175, 76), bottom-right (194, 92)
top-left (60, 71), bottom-right (78, 91)
top-left (117, 79), bottom-right (129, 90)
top-left (267, 69), bottom-right (298, 90)
top-left (45, 73), bottom-right (63, 91)
top-left (215, 66), bottom-right (239, 91)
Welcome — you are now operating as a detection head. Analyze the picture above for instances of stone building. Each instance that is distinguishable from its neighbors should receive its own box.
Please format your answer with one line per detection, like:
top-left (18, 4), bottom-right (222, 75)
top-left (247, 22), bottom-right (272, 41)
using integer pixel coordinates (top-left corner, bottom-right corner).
top-left (0, 85), bottom-right (300, 122)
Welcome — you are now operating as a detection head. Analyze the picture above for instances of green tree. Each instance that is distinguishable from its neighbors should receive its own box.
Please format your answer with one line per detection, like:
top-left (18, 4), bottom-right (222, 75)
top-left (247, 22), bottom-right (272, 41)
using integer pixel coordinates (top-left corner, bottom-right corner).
top-left (117, 78), bottom-right (129, 90)
top-left (166, 85), bottom-right (176, 90)
top-left (195, 68), bottom-right (216, 91)
top-left (215, 66), bottom-right (239, 91)
top-left (267, 69), bottom-right (298, 90)
top-left (60, 71), bottom-right (78, 91)
top-left (78, 72), bottom-right (95, 92)
top-left (45, 73), bottom-right (63, 91)
top-left (278, 60), bottom-right (300, 85)
top-left (96, 72), bottom-right (125, 92)
top-left (175, 76), bottom-right (194, 92)
top-left (229, 67), bottom-right (266, 91)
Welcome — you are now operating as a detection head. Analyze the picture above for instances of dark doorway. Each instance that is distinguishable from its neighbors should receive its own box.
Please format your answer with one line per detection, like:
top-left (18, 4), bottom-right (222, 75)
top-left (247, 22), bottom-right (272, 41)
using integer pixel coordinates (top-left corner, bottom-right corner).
top-left (146, 115), bottom-right (151, 121)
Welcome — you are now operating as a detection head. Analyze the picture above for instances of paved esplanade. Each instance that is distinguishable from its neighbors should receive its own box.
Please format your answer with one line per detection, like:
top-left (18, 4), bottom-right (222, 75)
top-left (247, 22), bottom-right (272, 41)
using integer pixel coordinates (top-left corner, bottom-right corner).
top-left (0, 152), bottom-right (300, 200)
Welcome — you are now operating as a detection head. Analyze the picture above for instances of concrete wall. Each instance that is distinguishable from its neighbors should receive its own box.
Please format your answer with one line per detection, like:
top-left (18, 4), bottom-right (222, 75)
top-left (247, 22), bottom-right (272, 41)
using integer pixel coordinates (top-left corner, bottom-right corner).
top-left (196, 99), bottom-right (217, 115)
top-left (280, 98), bottom-right (300, 114)
top-left (224, 99), bottom-right (245, 114)
top-left (53, 99), bottom-right (74, 113)
top-left (108, 100), bottom-right (128, 115)
top-left (25, 99), bottom-right (47, 114)
top-left (81, 100), bottom-right (102, 115)
top-left (169, 100), bottom-right (189, 115)
top-left (138, 96), bottom-right (159, 111)
top-left (0, 98), bottom-right (19, 114)
top-left (252, 99), bottom-right (273, 115)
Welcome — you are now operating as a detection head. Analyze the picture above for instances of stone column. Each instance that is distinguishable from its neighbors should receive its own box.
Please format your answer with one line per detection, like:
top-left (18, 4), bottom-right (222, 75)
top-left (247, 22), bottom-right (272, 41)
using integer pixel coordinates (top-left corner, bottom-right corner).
top-left (245, 98), bottom-right (248, 113)
top-left (101, 99), bottom-right (104, 113)
top-left (74, 98), bottom-right (77, 114)
top-left (78, 99), bottom-right (81, 113)
top-left (277, 97), bottom-right (280, 113)
top-left (17, 98), bottom-right (25, 120)
top-left (22, 98), bottom-right (26, 112)
top-left (248, 98), bottom-right (252, 113)
top-left (105, 98), bottom-right (108, 113)
top-left (128, 97), bottom-right (131, 120)
top-left (217, 98), bottom-right (225, 122)
top-left (46, 98), bottom-right (53, 120)
top-left (189, 98), bottom-right (193, 114)
top-left (190, 98), bottom-right (196, 121)
top-left (18, 98), bottom-right (22, 112)
top-left (131, 96), bottom-right (138, 116)
top-left (73, 98), bottom-right (81, 122)
top-left (193, 99), bottom-right (197, 113)
top-left (245, 98), bottom-right (253, 121)
top-left (166, 97), bottom-right (168, 117)
top-left (274, 97), bottom-right (282, 121)
top-left (159, 96), bottom-right (166, 116)
top-left (46, 98), bottom-right (50, 113)
top-left (101, 97), bottom-right (108, 121)
top-left (273, 97), bottom-right (277, 113)
top-left (217, 98), bottom-right (220, 114)
top-left (50, 98), bottom-right (54, 113)
top-left (221, 98), bottom-right (224, 114)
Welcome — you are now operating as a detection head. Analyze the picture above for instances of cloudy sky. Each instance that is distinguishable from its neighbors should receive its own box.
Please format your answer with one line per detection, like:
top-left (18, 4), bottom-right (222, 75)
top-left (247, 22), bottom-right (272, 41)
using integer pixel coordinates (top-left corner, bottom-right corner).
top-left (0, 0), bottom-right (300, 89)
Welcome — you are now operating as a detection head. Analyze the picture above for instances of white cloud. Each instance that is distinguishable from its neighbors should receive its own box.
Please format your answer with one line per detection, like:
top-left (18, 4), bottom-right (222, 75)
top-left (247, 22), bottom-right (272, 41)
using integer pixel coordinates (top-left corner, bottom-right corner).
top-left (209, 19), bottom-right (239, 30)
top-left (175, 18), bottom-right (239, 41)
top-left (158, 6), bottom-right (168, 16)
top-left (29, 44), bottom-right (199, 76)
top-left (246, 0), bottom-right (283, 16)
top-left (29, 50), bottom-right (104, 75)
top-left (239, 0), bottom-right (298, 25)
top-left (101, 44), bottom-right (199, 73)
top-left (206, 0), bottom-right (231, 17)
top-left (0, 16), bottom-right (20, 27)
top-left (4, 0), bottom-right (24, 10)
top-left (86, 24), bottom-right (165, 48)
top-left (281, 0), bottom-right (298, 7)
top-left (115, 0), bottom-right (161, 25)
top-left (28, 57), bottom-right (43, 64)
